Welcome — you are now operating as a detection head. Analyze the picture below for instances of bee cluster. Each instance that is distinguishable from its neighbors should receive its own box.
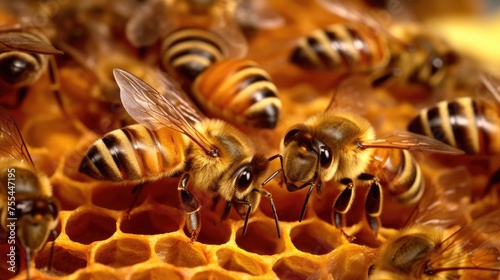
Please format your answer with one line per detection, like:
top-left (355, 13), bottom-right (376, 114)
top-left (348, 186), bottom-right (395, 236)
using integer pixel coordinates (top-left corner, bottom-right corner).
top-left (1, 0), bottom-right (500, 279)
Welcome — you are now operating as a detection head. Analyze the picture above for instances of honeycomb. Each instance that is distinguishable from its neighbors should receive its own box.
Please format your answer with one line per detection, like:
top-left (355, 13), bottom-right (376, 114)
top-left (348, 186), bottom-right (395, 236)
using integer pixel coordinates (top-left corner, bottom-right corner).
top-left (1, 0), bottom-right (500, 279)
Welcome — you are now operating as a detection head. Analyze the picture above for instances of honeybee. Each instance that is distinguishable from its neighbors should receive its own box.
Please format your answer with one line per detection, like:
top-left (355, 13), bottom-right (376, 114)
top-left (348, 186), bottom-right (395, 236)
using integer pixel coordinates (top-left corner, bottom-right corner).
top-left (78, 69), bottom-right (281, 241)
top-left (0, 106), bottom-right (60, 279)
top-left (191, 58), bottom-right (281, 128)
top-left (290, 0), bottom-right (458, 89)
top-left (0, 24), bottom-right (63, 108)
top-left (370, 167), bottom-right (500, 280)
top-left (263, 109), bottom-right (463, 237)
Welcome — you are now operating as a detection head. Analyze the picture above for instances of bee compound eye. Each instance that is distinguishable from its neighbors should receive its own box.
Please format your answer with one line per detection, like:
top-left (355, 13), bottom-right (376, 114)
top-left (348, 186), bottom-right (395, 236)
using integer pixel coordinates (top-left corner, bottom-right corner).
top-left (319, 145), bottom-right (332, 167)
top-left (236, 168), bottom-right (253, 191)
top-left (0, 55), bottom-right (35, 85)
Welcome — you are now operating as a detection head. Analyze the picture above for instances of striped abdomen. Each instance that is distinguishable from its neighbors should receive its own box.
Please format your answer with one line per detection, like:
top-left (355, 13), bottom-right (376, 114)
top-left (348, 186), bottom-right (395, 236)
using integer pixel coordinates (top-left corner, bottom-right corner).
top-left (408, 97), bottom-right (500, 155)
top-left (290, 23), bottom-right (390, 72)
top-left (79, 125), bottom-right (187, 182)
top-left (370, 149), bottom-right (423, 205)
top-left (160, 28), bottom-right (227, 83)
top-left (192, 59), bottom-right (281, 129)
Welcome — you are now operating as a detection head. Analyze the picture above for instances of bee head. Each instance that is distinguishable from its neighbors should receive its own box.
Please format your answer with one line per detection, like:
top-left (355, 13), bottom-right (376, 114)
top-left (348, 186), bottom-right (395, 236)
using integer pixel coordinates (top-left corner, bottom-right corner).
top-left (0, 53), bottom-right (39, 88)
top-left (282, 127), bottom-right (332, 183)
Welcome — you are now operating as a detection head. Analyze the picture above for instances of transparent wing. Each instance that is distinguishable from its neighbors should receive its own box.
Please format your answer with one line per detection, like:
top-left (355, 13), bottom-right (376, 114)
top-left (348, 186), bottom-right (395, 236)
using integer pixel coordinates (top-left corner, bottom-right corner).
top-left (405, 166), bottom-right (471, 228)
top-left (0, 107), bottom-right (35, 168)
top-left (0, 30), bottom-right (63, 54)
top-left (359, 131), bottom-right (465, 154)
top-left (235, 0), bottom-right (285, 29)
top-left (125, 0), bottom-right (170, 47)
top-left (479, 72), bottom-right (500, 103)
top-left (113, 68), bottom-right (218, 155)
top-left (325, 75), bottom-right (372, 114)
top-left (429, 210), bottom-right (500, 275)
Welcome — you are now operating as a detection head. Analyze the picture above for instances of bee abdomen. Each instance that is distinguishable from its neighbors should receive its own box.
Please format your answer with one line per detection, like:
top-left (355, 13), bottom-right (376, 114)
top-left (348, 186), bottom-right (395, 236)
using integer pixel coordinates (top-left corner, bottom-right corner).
top-left (79, 125), bottom-right (186, 182)
top-left (290, 24), bottom-right (390, 72)
top-left (161, 28), bottom-right (226, 83)
top-left (192, 59), bottom-right (281, 128)
top-left (408, 97), bottom-right (500, 155)
top-left (388, 151), bottom-right (423, 205)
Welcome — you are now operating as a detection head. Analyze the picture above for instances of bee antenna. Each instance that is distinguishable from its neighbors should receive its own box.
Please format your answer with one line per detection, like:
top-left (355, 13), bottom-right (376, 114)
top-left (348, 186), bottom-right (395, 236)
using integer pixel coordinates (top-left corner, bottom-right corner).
top-left (299, 183), bottom-right (314, 222)
top-left (240, 201), bottom-right (252, 236)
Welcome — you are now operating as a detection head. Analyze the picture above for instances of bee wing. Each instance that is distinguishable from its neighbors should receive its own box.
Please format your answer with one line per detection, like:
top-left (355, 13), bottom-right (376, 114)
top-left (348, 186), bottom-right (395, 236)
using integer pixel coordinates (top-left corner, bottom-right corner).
top-left (113, 68), bottom-right (217, 155)
top-left (479, 72), bottom-right (500, 103)
top-left (235, 0), bottom-right (285, 29)
top-left (405, 166), bottom-right (471, 229)
top-left (0, 107), bottom-right (35, 168)
top-left (0, 31), bottom-right (63, 54)
top-left (430, 210), bottom-right (500, 274)
top-left (125, 0), bottom-right (170, 47)
top-left (359, 131), bottom-right (465, 155)
top-left (325, 75), bottom-right (372, 114)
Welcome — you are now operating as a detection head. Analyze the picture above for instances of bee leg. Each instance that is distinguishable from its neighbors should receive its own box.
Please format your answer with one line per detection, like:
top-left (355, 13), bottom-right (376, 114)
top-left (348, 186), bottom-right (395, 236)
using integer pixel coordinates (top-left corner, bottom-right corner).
top-left (255, 188), bottom-right (281, 238)
top-left (178, 173), bottom-right (201, 243)
top-left (332, 178), bottom-right (355, 241)
top-left (233, 200), bottom-right (252, 236)
top-left (126, 183), bottom-right (146, 218)
top-left (211, 195), bottom-right (221, 211)
top-left (286, 181), bottom-right (315, 222)
top-left (369, 67), bottom-right (403, 88)
top-left (263, 154), bottom-right (287, 187)
top-left (215, 201), bottom-right (232, 225)
top-left (47, 229), bottom-right (58, 272)
top-left (484, 168), bottom-right (500, 196)
top-left (25, 246), bottom-right (31, 280)
top-left (358, 173), bottom-right (382, 235)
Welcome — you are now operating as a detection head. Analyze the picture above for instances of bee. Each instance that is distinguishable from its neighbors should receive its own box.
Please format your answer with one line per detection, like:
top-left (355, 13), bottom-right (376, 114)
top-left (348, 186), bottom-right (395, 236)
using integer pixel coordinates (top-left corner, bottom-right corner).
top-left (0, 24), bottom-right (64, 109)
top-left (191, 58), bottom-right (281, 128)
top-left (263, 109), bottom-right (463, 237)
top-left (78, 69), bottom-right (281, 241)
top-left (290, 0), bottom-right (458, 89)
top-left (0, 106), bottom-right (60, 279)
top-left (370, 167), bottom-right (500, 280)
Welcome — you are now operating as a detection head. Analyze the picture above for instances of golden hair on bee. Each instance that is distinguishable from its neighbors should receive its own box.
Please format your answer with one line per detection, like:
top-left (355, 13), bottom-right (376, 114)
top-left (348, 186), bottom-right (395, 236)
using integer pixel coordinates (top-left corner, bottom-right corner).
top-left (79, 68), bottom-right (281, 242)
top-left (0, 106), bottom-right (60, 280)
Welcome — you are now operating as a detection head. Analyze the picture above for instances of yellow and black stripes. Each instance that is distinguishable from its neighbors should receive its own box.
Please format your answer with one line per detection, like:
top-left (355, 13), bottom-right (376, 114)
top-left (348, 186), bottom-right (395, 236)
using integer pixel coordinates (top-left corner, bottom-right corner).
top-left (79, 125), bottom-right (186, 181)
top-left (408, 97), bottom-right (500, 155)
top-left (290, 23), bottom-right (390, 73)
top-left (161, 28), bottom-right (227, 83)
top-left (387, 150), bottom-right (423, 205)
top-left (192, 59), bottom-right (281, 128)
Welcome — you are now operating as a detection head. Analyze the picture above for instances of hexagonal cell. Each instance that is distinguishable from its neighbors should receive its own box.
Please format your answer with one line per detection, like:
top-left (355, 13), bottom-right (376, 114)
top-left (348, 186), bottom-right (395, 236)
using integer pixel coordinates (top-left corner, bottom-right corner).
top-left (183, 209), bottom-right (232, 245)
top-left (235, 220), bottom-right (285, 255)
top-left (66, 209), bottom-right (116, 245)
top-left (120, 206), bottom-right (182, 235)
top-left (92, 184), bottom-right (146, 211)
top-left (94, 237), bottom-right (151, 268)
top-left (129, 265), bottom-right (183, 280)
top-left (290, 220), bottom-right (342, 255)
top-left (216, 248), bottom-right (267, 276)
top-left (191, 269), bottom-right (238, 280)
top-left (273, 256), bottom-right (320, 279)
top-left (155, 236), bottom-right (208, 267)
top-left (35, 244), bottom-right (87, 276)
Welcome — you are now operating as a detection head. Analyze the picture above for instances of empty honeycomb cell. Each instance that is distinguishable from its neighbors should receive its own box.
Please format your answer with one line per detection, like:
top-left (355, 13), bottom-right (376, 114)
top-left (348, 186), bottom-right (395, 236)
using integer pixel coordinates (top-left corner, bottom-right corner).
top-left (35, 245), bottom-right (87, 276)
top-left (91, 184), bottom-right (146, 211)
top-left (272, 256), bottom-right (321, 280)
top-left (184, 209), bottom-right (232, 245)
top-left (65, 209), bottom-right (116, 244)
top-left (155, 236), bottom-right (208, 267)
top-left (290, 221), bottom-right (342, 255)
top-left (235, 220), bottom-right (286, 255)
top-left (216, 247), bottom-right (267, 276)
top-left (129, 265), bottom-right (183, 280)
top-left (191, 269), bottom-right (238, 280)
top-left (94, 237), bottom-right (151, 268)
top-left (120, 206), bottom-right (182, 235)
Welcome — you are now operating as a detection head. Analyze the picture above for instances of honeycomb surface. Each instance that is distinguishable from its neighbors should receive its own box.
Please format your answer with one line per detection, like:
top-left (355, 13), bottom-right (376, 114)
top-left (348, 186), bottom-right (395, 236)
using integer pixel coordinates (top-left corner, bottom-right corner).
top-left (1, 0), bottom-right (500, 280)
